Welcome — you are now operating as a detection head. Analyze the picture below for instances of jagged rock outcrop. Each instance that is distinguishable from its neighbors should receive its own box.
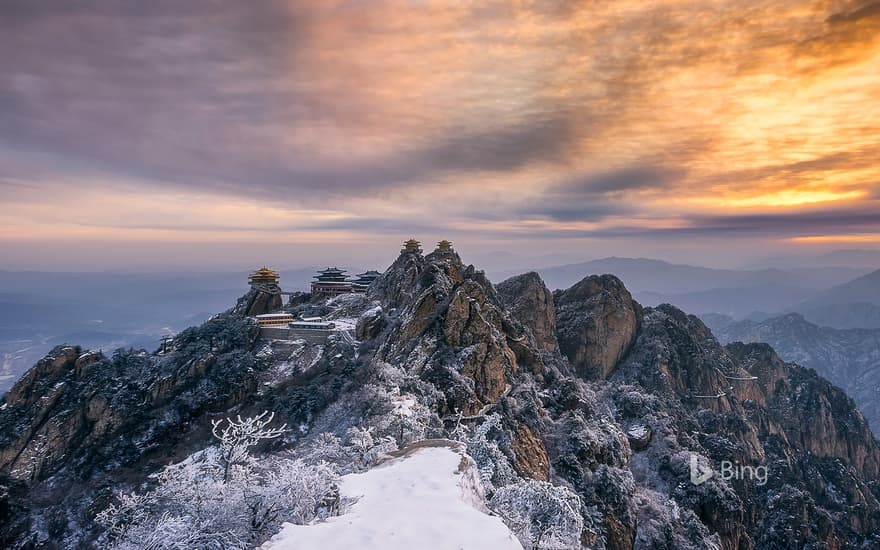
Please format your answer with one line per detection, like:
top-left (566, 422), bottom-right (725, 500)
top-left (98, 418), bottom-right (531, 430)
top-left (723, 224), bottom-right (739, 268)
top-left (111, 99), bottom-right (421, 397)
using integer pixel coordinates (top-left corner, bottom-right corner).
top-left (614, 305), bottom-right (743, 413)
top-left (496, 272), bottom-right (557, 352)
top-left (555, 274), bottom-right (642, 379)
top-left (605, 305), bottom-right (880, 549)
top-left (235, 286), bottom-right (283, 316)
top-left (728, 342), bottom-right (880, 479)
top-left (708, 312), bottom-right (880, 433)
top-left (371, 250), bottom-right (528, 415)
top-left (510, 422), bottom-right (550, 481)
top-left (355, 306), bottom-right (388, 341)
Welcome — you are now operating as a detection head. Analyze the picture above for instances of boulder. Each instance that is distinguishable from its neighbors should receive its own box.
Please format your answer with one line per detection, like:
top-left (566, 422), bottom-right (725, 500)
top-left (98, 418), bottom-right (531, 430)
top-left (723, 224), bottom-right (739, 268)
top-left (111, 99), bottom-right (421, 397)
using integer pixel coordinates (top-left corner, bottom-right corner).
top-left (496, 272), bottom-right (557, 352)
top-left (235, 287), bottom-right (283, 316)
top-left (555, 275), bottom-right (641, 379)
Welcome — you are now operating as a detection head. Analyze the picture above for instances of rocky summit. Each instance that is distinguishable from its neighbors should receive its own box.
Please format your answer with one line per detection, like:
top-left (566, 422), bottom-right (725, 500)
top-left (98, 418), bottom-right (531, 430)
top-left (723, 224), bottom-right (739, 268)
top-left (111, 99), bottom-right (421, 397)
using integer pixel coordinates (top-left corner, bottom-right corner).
top-left (1, 250), bottom-right (879, 549)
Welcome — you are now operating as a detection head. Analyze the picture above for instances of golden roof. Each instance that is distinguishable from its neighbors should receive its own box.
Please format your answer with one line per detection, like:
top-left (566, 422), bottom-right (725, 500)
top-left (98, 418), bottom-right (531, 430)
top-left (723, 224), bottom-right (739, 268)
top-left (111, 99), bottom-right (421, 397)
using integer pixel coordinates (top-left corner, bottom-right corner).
top-left (436, 239), bottom-right (453, 251)
top-left (249, 266), bottom-right (280, 282)
top-left (402, 238), bottom-right (422, 253)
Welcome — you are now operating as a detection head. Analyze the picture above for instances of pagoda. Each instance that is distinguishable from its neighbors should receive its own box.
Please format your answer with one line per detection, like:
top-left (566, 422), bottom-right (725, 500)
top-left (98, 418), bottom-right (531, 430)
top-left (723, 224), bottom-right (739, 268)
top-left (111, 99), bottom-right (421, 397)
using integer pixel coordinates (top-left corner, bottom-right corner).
top-left (311, 267), bottom-right (352, 298)
top-left (248, 266), bottom-right (280, 287)
top-left (401, 238), bottom-right (422, 254)
top-left (435, 239), bottom-right (454, 253)
top-left (351, 270), bottom-right (381, 293)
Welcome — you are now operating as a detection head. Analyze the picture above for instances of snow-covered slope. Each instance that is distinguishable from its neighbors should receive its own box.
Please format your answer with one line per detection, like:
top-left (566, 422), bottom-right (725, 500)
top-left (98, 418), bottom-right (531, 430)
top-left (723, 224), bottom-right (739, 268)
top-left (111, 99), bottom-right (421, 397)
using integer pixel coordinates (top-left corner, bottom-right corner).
top-left (260, 442), bottom-right (523, 550)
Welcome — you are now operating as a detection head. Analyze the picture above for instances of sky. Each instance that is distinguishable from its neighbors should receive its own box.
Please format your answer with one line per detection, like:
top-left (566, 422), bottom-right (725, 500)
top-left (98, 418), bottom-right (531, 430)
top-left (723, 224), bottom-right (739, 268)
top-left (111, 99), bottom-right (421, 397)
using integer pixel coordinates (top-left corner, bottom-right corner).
top-left (1, 0), bottom-right (879, 271)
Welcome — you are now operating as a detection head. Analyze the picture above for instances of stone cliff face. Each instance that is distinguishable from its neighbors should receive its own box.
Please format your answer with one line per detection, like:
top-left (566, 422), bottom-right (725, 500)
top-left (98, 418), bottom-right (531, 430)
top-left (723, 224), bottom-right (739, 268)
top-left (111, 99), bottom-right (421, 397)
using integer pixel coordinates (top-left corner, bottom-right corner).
top-left (374, 250), bottom-right (526, 415)
top-left (602, 304), bottom-right (880, 549)
top-left (555, 274), bottom-right (642, 379)
top-left (709, 312), bottom-right (880, 434)
top-left (496, 272), bottom-right (558, 353)
top-left (726, 342), bottom-right (879, 480)
top-left (1, 253), bottom-right (879, 549)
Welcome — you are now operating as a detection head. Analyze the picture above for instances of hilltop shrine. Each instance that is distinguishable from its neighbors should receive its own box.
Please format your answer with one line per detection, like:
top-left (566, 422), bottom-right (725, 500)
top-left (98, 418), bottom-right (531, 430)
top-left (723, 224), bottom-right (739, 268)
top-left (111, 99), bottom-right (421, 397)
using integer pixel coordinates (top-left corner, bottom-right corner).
top-left (248, 266), bottom-right (280, 287)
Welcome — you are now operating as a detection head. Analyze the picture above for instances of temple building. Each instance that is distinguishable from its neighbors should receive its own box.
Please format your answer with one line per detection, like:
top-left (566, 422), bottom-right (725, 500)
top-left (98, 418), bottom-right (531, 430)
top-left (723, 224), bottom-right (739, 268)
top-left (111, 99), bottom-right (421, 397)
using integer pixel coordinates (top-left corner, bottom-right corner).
top-left (351, 270), bottom-right (381, 293)
top-left (435, 239), bottom-right (454, 253)
top-left (249, 266), bottom-right (280, 287)
top-left (311, 267), bottom-right (352, 297)
top-left (255, 313), bottom-right (294, 327)
top-left (402, 238), bottom-right (422, 254)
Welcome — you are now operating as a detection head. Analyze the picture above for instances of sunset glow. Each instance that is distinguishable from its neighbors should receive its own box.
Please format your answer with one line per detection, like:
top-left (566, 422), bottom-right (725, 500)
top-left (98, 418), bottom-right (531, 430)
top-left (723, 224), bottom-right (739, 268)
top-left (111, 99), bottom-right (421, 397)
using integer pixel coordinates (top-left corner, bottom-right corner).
top-left (1, 0), bottom-right (879, 268)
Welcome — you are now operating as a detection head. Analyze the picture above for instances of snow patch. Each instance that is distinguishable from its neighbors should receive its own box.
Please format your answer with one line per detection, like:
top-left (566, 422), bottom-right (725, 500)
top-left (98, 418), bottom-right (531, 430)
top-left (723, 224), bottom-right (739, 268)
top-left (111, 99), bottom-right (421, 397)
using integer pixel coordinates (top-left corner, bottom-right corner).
top-left (627, 423), bottom-right (649, 439)
top-left (260, 444), bottom-right (523, 550)
top-left (329, 318), bottom-right (356, 331)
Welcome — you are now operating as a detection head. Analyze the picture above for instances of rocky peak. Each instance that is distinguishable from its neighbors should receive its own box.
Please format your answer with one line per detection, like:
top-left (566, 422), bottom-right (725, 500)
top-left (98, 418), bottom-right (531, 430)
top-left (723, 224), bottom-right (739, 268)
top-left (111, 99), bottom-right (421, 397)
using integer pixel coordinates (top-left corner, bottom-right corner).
top-left (496, 272), bottom-right (557, 353)
top-left (372, 251), bottom-right (523, 416)
top-left (554, 274), bottom-right (642, 379)
top-left (372, 248), bottom-right (431, 309)
top-left (425, 246), bottom-right (464, 266)
top-left (234, 286), bottom-right (283, 316)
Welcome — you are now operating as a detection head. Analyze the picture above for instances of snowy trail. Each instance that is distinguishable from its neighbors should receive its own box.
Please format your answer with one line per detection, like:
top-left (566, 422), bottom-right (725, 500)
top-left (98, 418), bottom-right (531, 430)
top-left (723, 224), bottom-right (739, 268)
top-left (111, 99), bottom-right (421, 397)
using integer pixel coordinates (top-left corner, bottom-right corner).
top-left (260, 443), bottom-right (523, 550)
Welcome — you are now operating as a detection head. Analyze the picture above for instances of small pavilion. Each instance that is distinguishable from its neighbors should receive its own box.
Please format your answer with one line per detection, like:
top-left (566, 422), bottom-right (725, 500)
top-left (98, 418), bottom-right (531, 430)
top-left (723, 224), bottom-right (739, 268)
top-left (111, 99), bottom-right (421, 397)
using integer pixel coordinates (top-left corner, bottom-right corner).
top-left (402, 238), bottom-right (422, 254)
top-left (249, 266), bottom-right (280, 287)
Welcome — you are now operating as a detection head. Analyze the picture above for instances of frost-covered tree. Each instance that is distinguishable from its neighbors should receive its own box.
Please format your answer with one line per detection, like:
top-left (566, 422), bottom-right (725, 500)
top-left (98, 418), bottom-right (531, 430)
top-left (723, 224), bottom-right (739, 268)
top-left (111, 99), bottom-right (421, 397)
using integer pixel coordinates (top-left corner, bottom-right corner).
top-left (346, 426), bottom-right (397, 470)
top-left (211, 411), bottom-right (287, 482)
top-left (454, 413), bottom-right (518, 492)
top-left (490, 479), bottom-right (584, 550)
top-left (303, 432), bottom-right (349, 465)
top-left (258, 459), bottom-right (340, 524)
top-left (301, 426), bottom-right (408, 474)
top-left (383, 394), bottom-right (431, 446)
top-left (97, 411), bottom-right (337, 549)
top-left (104, 512), bottom-right (242, 550)
top-left (94, 492), bottom-right (149, 542)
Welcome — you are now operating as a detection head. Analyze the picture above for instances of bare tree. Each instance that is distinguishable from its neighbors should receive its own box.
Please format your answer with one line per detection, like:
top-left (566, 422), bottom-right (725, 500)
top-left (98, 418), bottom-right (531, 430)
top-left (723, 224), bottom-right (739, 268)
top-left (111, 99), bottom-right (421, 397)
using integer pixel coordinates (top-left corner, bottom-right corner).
top-left (211, 411), bottom-right (287, 482)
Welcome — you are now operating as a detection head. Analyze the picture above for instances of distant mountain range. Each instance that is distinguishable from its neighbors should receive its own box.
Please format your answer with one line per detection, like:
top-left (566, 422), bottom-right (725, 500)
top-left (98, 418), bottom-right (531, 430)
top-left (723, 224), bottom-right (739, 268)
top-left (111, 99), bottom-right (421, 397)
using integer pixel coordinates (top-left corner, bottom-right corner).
top-left (705, 312), bottom-right (880, 433)
top-left (793, 269), bottom-right (880, 328)
top-left (492, 256), bottom-right (871, 293)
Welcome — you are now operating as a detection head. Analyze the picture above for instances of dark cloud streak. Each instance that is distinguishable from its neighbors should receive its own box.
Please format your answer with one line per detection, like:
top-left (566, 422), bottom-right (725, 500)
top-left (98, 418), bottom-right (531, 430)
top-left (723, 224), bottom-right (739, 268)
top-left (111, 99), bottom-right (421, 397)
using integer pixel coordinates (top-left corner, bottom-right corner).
top-left (510, 166), bottom-right (683, 222)
top-left (0, 0), bottom-right (581, 204)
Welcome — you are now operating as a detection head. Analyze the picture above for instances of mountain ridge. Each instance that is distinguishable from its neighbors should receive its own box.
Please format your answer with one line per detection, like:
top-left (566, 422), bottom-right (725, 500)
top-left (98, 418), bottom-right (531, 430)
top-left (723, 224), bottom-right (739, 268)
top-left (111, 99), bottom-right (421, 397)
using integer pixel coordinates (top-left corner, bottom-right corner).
top-left (1, 251), bottom-right (879, 549)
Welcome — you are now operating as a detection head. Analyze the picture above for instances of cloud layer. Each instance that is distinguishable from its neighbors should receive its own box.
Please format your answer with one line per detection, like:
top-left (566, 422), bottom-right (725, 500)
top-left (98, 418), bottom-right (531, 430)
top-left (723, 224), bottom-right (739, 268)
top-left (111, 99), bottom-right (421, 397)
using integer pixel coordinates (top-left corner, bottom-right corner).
top-left (1, 0), bottom-right (879, 268)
